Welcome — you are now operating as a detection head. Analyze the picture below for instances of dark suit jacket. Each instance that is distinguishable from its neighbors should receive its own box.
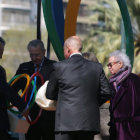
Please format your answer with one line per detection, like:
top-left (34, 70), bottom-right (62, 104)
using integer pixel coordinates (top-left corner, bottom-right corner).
top-left (13, 57), bottom-right (56, 130)
top-left (46, 54), bottom-right (112, 132)
top-left (0, 66), bottom-right (27, 131)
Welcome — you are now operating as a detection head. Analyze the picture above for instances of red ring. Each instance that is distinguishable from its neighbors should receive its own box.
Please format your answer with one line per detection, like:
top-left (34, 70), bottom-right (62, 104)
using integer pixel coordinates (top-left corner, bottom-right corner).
top-left (26, 109), bottom-right (42, 125)
top-left (25, 72), bottom-right (44, 125)
top-left (24, 72), bottom-right (44, 101)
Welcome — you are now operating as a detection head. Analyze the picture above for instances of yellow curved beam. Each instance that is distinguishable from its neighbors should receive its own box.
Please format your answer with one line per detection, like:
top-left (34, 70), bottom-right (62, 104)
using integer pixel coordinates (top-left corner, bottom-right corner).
top-left (64, 0), bottom-right (81, 40)
top-left (10, 74), bottom-right (30, 97)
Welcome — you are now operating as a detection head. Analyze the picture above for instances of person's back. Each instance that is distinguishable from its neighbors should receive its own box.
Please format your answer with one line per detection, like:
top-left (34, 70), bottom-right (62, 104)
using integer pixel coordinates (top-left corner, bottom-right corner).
top-left (46, 36), bottom-right (112, 140)
top-left (53, 55), bottom-right (107, 132)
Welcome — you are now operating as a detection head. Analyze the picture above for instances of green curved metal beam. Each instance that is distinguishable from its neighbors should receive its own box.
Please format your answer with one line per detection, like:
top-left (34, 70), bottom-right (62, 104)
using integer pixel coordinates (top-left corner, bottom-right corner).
top-left (42, 0), bottom-right (64, 61)
top-left (117, 0), bottom-right (134, 67)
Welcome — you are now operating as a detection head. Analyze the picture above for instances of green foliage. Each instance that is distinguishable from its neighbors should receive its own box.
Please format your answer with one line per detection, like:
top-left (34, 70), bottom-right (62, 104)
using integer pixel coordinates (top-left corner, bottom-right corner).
top-left (132, 54), bottom-right (140, 74)
top-left (3, 26), bottom-right (36, 52)
top-left (126, 0), bottom-right (140, 56)
top-left (82, 0), bottom-right (140, 76)
top-left (127, 0), bottom-right (140, 30)
top-left (83, 0), bottom-right (121, 76)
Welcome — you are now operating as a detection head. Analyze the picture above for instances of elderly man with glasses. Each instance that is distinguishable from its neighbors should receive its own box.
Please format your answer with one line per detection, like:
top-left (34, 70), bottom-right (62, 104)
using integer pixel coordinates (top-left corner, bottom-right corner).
top-left (107, 50), bottom-right (140, 140)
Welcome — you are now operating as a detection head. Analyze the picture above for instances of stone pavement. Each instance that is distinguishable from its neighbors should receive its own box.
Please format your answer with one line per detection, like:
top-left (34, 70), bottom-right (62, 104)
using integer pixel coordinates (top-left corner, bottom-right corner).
top-left (94, 103), bottom-right (110, 140)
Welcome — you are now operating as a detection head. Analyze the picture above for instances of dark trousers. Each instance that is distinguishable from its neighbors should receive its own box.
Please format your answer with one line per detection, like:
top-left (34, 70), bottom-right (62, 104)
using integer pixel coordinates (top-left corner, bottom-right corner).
top-left (55, 131), bottom-right (94, 140)
top-left (25, 125), bottom-right (55, 140)
top-left (0, 130), bottom-right (11, 140)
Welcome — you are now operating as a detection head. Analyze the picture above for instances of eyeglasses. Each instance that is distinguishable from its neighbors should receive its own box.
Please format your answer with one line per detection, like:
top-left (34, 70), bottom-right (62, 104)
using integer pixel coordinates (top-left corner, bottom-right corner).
top-left (107, 61), bottom-right (120, 67)
top-left (30, 54), bottom-right (41, 58)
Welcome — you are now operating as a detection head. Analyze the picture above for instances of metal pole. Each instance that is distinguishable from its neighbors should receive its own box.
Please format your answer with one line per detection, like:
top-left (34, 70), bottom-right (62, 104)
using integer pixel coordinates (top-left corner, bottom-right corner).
top-left (46, 35), bottom-right (50, 59)
top-left (37, 0), bottom-right (41, 40)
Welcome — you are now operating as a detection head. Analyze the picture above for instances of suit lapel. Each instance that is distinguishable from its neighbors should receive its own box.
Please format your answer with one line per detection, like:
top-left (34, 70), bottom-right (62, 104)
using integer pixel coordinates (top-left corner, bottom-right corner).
top-left (29, 62), bottom-right (35, 74)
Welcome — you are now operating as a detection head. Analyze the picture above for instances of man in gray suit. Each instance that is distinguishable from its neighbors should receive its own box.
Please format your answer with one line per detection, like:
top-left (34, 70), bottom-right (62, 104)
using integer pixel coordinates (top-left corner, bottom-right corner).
top-left (46, 36), bottom-right (112, 140)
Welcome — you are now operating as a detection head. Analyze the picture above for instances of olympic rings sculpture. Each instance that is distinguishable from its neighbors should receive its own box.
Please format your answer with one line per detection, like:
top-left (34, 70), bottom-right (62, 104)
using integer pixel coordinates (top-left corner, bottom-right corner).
top-left (25, 72), bottom-right (44, 125)
top-left (8, 74), bottom-right (30, 114)
top-left (27, 77), bottom-right (37, 107)
top-left (8, 72), bottom-right (44, 125)
top-left (9, 73), bottom-right (30, 97)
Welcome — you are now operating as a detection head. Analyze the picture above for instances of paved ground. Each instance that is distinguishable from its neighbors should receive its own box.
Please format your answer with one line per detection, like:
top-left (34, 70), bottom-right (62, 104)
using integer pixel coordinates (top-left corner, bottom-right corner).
top-left (94, 103), bottom-right (110, 140)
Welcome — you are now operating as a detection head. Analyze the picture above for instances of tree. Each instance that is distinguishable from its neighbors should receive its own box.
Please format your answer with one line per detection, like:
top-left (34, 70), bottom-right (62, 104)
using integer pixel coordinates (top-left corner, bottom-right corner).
top-left (83, 0), bottom-right (140, 75)
top-left (126, 0), bottom-right (140, 56)
top-left (83, 0), bottom-right (121, 76)
top-left (126, 0), bottom-right (140, 73)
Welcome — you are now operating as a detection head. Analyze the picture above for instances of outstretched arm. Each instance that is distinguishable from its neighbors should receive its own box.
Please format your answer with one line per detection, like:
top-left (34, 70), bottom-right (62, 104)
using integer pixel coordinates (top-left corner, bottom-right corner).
top-left (46, 67), bottom-right (58, 100)
top-left (99, 69), bottom-right (113, 105)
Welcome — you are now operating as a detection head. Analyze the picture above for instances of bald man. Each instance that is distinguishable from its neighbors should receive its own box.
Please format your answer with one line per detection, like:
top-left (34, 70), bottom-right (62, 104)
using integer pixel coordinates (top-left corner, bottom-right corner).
top-left (46, 36), bottom-right (112, 140)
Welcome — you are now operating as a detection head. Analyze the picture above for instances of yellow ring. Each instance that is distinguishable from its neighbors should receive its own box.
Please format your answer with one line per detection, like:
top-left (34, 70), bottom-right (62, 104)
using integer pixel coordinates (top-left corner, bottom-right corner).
top-left (10, 74), bottom-right (30, 97)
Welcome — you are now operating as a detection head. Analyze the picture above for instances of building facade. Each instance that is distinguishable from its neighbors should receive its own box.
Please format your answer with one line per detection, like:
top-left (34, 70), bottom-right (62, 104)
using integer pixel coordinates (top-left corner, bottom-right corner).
top-left (0, 0), bottom-right (37, 35)
top-left (0, 0), bottom-right (97, 38)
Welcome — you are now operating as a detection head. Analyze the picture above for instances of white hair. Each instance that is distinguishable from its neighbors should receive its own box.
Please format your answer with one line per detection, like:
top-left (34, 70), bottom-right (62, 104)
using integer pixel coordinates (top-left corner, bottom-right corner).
top-left (109, 50), bottom-right (131, 68)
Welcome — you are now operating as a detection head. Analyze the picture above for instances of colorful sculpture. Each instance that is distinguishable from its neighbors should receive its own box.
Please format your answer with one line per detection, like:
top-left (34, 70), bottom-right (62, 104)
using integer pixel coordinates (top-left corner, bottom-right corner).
top-left (41, 0), bottom-right (134, 66)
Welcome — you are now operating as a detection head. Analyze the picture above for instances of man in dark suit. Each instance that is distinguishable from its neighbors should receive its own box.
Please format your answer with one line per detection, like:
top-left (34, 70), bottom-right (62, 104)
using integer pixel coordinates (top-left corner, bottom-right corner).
top-left (46, 36), bottom-right (112, 140)
top-left (13, 40), bottom-right (56, 140)
top-left (0, 37), bottom-right (28, 140)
